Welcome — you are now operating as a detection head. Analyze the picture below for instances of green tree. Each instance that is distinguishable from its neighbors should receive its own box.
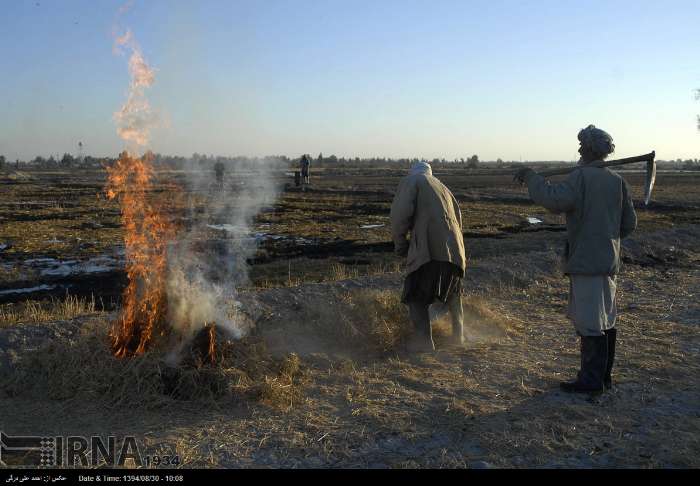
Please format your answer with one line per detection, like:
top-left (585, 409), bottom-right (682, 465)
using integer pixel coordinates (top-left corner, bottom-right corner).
top-left (0, 155), bottom-right (5, 170)
top-left (467, 154), bottom-right (479, 168)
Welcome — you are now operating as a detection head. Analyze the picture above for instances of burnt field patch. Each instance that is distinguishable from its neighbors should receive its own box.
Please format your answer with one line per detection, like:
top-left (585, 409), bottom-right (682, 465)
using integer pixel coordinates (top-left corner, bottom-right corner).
top-left (2, 167), bottom-right (699, 304)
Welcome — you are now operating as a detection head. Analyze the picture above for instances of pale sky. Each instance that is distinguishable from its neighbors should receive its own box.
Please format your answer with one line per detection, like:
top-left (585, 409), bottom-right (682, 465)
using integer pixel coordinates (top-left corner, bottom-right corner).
top-left (1, 0), bottom-right (699, 162)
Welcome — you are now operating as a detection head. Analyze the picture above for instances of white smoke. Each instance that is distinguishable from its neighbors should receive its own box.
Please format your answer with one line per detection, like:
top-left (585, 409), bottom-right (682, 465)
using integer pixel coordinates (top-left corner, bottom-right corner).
top-left (164, 157), bottom-right (283, 358)
top-left (166, 267), bottom-right (241, 340)
top-left (112, 29), bottom-right (159, 151)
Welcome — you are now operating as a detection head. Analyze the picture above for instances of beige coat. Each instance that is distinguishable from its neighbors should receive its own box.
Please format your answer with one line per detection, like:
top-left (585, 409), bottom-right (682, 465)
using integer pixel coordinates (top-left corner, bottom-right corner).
top-left (390, 172), bottom-right (466, 275)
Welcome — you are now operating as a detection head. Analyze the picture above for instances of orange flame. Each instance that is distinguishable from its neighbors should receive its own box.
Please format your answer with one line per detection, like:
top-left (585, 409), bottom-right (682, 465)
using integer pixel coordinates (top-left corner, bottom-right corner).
top-left (207, 324), bottom-right (216, 365)
top-left (106, 25), bottom-right (173, 358)
top-left (107, 24), bottom-right (218, 362)
top-left (106, 151), bottom-right (174, 357)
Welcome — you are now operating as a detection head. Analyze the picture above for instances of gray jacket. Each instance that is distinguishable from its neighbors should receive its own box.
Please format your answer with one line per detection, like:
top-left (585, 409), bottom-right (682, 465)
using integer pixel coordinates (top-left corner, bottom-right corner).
top-left (525, 165), bottom-right (637, 275)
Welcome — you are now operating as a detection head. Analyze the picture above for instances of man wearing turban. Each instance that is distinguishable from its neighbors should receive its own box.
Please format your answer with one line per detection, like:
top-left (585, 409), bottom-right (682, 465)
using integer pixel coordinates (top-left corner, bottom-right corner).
top-left (390, 161), bottom-right (466, 352)
top-left (514, 125), bottom-right (637, 393)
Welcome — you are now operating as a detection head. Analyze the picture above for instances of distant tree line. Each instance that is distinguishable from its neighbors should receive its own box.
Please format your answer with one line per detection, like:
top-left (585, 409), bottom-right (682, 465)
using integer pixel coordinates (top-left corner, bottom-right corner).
top-left (302, 153), bottom-right (498, 169)
top-left (2, 153), bottom-right (111, 170)
top-left (3, 152), bottom-right (699, 172)
top-left (0, 152), bottom-right (502, 171)
top-left (660, 158), bottom-right (700, 170)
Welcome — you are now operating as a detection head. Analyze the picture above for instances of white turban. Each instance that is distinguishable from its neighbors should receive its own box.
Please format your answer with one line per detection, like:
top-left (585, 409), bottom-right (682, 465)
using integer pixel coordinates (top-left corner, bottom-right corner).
top-left (409, 161), bottom-right (432, 176)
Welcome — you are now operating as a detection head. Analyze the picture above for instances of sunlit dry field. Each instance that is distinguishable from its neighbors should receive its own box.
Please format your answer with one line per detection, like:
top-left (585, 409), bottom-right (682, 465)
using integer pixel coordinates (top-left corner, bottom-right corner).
top-left (0, 166), bottom-right (698, 468)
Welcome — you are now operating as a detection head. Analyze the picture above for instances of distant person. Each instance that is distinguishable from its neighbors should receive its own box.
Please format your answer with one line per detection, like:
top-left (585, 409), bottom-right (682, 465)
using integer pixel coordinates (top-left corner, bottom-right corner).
top-left (214, 161), bottom-right (225, 186)
top-left (300, 154), bottom-right (311, 185)
top-left (390, 161), bottom-right (466, 352)
top-left (514, 125), bottom-right (637, 394)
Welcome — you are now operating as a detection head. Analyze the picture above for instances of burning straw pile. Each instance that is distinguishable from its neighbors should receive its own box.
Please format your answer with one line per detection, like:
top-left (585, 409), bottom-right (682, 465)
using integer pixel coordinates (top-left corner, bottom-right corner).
top-left (1, 25), bottom-right (306, 411)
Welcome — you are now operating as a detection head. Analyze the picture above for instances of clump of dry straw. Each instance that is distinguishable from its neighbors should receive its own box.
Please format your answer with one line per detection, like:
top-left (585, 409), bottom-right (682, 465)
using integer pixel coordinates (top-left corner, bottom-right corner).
top-left (1, 319), bottom-right (306, 411)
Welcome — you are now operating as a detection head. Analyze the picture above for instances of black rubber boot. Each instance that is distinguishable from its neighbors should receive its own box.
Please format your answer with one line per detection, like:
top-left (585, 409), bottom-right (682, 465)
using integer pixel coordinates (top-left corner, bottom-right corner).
top-left (604, 328), bottom-right (616, 390)
top-left (560, 335), bottom-right (608, 394)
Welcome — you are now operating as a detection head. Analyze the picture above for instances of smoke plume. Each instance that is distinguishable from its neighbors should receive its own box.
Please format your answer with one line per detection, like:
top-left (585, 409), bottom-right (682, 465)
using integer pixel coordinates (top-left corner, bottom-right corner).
top-left (113, 29), bottom-right (158, 150)
top-left (165, 158), bottom-right (282, 351)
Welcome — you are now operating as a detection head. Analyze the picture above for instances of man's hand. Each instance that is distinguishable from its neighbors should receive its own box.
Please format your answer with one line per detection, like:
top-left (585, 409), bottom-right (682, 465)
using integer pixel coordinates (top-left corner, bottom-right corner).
top-left (513, 167), bottom-right (535, 185)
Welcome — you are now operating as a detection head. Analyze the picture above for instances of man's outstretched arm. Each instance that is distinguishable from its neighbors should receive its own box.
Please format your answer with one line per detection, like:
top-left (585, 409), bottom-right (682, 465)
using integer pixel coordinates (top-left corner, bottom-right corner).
top-left (524, 170), bottom-right (579, 214)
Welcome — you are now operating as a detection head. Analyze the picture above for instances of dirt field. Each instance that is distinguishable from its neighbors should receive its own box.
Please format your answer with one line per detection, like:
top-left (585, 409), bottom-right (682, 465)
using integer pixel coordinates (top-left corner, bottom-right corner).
top-left (1, 166), bottom-right (698, 468)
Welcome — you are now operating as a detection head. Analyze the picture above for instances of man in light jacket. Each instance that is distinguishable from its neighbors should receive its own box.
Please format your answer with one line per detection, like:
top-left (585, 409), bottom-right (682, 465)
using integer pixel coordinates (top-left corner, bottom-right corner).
top-left (514, 125), bottom-right (637, 393)
top-left (390, 161), bottom-right (467, 352)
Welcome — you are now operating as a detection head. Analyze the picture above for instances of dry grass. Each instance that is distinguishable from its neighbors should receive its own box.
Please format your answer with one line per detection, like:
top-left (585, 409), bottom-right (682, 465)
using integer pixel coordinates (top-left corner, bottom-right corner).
top-left (0, 264), bottom-right (698, 468)
top-left (1, 319), bottom-right (306, 412)
top-left (252, 260), bottom-right (402, 290)
top-left (302, 288), bottom-right (411, 354)
top-left (328, 262), bottom-right (402, 282)
top-left (342, 289), bottom-right (410, 352)
top-left (1, 321), bottom-right (168, 407)
top-left (330, 263), bottom-right (359, 281)
top-left (291, 287), bottom-right (515, 357)
top-left (0, 294), bottom-right (100, 327)
top-left (462, 294), bottom-right (521, 339)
